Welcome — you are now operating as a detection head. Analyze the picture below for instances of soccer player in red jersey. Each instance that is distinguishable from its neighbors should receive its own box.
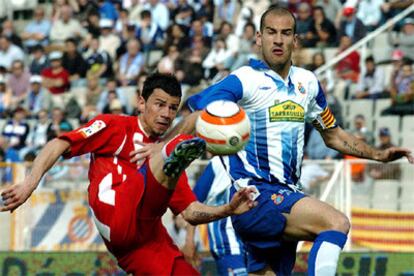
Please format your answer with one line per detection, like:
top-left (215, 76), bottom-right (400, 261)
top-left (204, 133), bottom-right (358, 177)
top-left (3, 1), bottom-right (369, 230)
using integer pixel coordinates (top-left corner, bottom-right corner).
top-left (0, 73), bottom-right (256, 275)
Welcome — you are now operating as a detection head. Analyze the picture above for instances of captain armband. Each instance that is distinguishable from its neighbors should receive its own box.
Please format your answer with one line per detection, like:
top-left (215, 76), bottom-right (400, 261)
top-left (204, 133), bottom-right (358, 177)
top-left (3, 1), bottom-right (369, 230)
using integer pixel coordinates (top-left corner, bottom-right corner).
top-left (312, 107), bottom-right (337, 131)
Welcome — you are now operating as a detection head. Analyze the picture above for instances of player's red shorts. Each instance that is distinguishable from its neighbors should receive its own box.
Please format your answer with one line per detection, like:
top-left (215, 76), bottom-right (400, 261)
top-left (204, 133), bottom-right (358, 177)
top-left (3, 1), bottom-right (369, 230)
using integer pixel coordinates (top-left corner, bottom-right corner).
top-left (88, 161), bottom-right (199, 275)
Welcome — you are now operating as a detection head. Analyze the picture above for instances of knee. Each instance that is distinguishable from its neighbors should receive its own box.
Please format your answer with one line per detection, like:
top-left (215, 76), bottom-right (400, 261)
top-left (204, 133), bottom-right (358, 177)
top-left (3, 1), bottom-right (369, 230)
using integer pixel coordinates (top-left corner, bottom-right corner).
top-left (328, 213), bottom-right (351, 234)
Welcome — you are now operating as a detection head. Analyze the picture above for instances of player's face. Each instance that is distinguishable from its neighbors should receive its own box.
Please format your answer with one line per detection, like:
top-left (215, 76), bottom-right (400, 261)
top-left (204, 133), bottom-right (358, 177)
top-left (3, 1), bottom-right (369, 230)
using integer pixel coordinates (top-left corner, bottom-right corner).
top-left (256, 13), bottom-right (297, 72)
top-left (139, 88), bottom-right (180, 137)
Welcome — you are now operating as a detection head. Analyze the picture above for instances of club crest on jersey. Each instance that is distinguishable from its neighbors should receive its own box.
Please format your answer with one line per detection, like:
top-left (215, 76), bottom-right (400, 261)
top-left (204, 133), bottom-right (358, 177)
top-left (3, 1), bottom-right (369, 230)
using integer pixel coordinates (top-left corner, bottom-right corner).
top-left (297, 82), bottom-right (306, 94)
top-left (271, 193), bottom-right (284, 205)
top-left (79, 120), bottom-right (106, 138)
top-left (268, 100), bottom-right (304, 122)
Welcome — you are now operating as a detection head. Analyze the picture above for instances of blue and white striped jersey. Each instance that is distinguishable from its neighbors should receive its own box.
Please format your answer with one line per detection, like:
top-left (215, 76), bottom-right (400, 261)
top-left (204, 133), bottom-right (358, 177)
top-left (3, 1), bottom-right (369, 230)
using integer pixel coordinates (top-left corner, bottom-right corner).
top-left (187, 59), bottom-right (336, 186)
top-left (193, 157), bottom-right (244, 257)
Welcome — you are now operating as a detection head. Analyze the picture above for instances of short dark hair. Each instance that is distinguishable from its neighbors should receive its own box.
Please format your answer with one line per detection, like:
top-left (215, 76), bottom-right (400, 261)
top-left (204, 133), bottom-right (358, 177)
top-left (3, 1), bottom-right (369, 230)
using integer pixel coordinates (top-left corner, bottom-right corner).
top-left (141, 73), bottom-right (182, 101)
top-left (365, 56), bottom-right (375, 63)
top-left (260, 5), bottom-right (296, 33)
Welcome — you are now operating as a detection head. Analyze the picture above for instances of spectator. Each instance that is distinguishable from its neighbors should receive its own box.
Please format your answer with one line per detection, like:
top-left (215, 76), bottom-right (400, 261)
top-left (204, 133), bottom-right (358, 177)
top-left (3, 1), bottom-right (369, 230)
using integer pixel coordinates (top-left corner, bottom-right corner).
top-left (356, 0), bottom-right (383, 31)
top-left (335, 35), bottom-right (360, 83)
top-left (97, 78), bottom-right (128, 114)
top-left (41, 51), bottom-right (71, 108)
top-left (25, 109), bottom-right (50, 154)
top-left (350, 114), bottom-right (374, 145)
top-left (194, 0), bottom-right (215, 23)
top-left (300, 156), bottom-right (331, 195)
top-left (158, 45), bottom-right (180, 74)
top-left (23, 75), bottom-right (51, 116)
top-left (135, 10), bottom-right (165, 52)
top-left (62, 38), bottom-right (88, 82)
top-left (368, 127), bottom-right (401, 180)
top-left (215, 0), bottom-right (241, 26)
top-left (173, 1), bottom-right (195, 27)
top-left (388, 49), bottom-right (404, 92)
top-left (388, 18), bottom-right (414, 62)
top-left (7, 60), bottom-right (31, 107)
top-left (0, 75), bottom-right (12, 116)
top-left (344, 132), bottom-right (367, 182)
top-left (101, 90), bottom-right (126, 114)
top-left (98, 0), bottom-right (118, 21)
top-left (109, 98), bottom-right (126, 115)
top-left (46, 107), bottom-right (73, 141)
top-left (315, 0), bottom-right (342, 25)
top-left (0, 35), bottom-right (25, 70)
top-left (307, 6), bottom-right (337, 47)
top-left (305, 127), bottom-right (339, 160)
top-left (85, 11), bottom-right (101, 37)
top-left (0, 0), bottom-right (12, 23)
top-left (202, 37), bottom-right (232, 79)
top-left (76, 0), bottom-right (99, 24)
top-left (117, 39), bottom-right (145, 86)
top-left (306, 53), bottom-right (335, 93)
top-left (1, 107), bottom-right (30, 154)
top-left (50, 5), bottom-right (87, 45)
top-left (189, 18), bottom-right (212, 47)
top-left (295, 3), bottom-right (314, 46)
top-left (144, 0), bottom-right (170, 31)
top-left (84, 36), bottom-right (113, 79)
top-left (217, 21), bottom-right (239, 58)
top-left (115, 8), bottom-right (131, 35)
top-left (338, 6), bottom-right (367, 43)
top-left (21, 7), bottom-right (52, 49)
top-left (175, 47), bottom-right (205, 86)
top-left (1, 20), bottom-right (23, 49)
top-left (164, 23), bottom-right (191, 53)
top-left (380, 0), bottom-right (414, 24)
top-left (81, 76), bottom-right (103, 121)
top-left (98, 19), bottom-right (121, 60)
top-left (234, 6), bottom-right (254, 37)
top-left (354, 56), bottom-right (387, 99)
top-left (228, 21), bottom-right (256, 71)
top-left (29, 45), bottom-right (50, 75)
top-left (382, 60), bottom-right (414, 116)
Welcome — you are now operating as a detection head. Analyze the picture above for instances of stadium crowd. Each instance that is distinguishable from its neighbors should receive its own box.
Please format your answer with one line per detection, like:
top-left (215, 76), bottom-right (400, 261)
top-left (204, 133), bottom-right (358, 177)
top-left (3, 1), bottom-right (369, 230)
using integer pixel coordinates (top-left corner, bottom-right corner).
top-left (0, 0), bottom-right (412, 174)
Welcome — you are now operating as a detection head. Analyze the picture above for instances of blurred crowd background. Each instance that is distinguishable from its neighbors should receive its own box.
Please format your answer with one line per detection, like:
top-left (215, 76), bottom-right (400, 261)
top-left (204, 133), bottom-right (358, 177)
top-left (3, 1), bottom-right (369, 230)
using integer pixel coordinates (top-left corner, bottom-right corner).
top-left (0, 0), bottom-right (413, 176)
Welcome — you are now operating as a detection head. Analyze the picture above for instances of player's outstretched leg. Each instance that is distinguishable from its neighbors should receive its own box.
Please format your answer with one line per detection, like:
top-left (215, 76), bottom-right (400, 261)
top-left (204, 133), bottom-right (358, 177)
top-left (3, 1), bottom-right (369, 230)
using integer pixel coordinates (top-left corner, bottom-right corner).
top-left (163, 136), bottom-right (206, 178)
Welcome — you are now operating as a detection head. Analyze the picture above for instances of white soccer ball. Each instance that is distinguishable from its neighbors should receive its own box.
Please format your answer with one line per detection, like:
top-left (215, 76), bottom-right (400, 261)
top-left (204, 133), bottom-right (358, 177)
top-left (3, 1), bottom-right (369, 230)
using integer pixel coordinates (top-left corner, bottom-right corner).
top-left (195, 100), bottom-right (251, 155)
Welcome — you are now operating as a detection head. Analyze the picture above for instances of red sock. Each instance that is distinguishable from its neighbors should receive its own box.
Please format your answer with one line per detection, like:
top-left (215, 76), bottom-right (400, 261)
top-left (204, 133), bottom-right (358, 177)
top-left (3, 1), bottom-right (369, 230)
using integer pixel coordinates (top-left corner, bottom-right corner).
top-left (162, 134), bottom-right (195, 159)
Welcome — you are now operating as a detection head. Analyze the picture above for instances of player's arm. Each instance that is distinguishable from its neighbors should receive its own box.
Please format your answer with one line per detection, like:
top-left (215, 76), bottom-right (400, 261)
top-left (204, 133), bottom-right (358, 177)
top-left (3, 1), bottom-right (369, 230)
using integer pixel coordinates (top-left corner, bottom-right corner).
top-left (320, 126), bottom-right (414, 163)
top-left (181, 187), bottom-right (257, 225)
top-left (0, 138), bottom-right (70, 212)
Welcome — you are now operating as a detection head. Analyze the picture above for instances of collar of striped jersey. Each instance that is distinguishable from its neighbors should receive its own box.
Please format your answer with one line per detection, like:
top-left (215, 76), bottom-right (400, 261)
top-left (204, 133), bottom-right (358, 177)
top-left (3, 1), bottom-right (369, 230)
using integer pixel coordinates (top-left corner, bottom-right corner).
top-left (248, 58), bottom-right (295, 94)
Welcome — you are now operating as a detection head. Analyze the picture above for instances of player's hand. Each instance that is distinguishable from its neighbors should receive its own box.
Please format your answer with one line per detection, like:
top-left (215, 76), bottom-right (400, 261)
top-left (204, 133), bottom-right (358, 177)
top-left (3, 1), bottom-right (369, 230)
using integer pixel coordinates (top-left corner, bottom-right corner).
top-left (0, 183), bottom-right (35, 212)
top-left (228, 187), bottom-right (258, 215)
top-left (377, 147), bottom-right (414, 163)
top-left (129, 141), bottom-right (165, 166)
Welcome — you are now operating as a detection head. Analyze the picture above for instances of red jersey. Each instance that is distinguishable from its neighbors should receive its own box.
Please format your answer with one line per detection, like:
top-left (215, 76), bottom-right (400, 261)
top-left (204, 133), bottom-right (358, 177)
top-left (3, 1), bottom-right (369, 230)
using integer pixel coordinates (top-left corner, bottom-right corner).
top-left (59, 114), bottom-right (197, 274)
top-left (41, 67), bottom-right (70, 94)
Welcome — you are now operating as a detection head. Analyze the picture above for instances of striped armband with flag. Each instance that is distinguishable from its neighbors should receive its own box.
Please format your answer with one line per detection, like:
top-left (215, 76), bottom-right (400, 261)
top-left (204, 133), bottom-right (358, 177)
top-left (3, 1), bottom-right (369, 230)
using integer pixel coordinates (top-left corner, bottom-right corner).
top-left (312, 107), bottom-right (337, 131)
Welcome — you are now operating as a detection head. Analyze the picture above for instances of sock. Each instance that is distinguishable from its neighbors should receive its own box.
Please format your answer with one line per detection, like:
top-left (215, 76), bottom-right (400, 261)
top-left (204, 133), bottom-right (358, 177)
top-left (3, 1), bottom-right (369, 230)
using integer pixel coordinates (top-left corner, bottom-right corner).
top-left (162, 134), bottom-right (195, 159)
top-left (308, 230), bottom-right (347, 276)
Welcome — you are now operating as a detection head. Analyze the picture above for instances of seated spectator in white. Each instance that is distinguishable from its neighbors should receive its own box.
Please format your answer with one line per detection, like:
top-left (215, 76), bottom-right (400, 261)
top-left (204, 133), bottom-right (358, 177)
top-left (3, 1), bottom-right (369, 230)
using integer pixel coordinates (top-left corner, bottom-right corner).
top-left (49, 5), bottom-right (87, 45)
top-left (1, 20), bottom-right (23, 49)
top-left (234, 6), bottom-right (254, 37)
top-left (29, 45), bottom-right (49, 75)
top-left (41, 51), bottom-right (71, 108)
top-left (21, 7), bottom-right (51, 49)
top-left (97, 78), bottom-right (128, 114)
top-left (80, 76), bottom-right (103, 122)
top-left (229, 21), bottom-right (256, 71)
top-left (25, 109), bottom-right (50, 154)
top-left (356, 0), bottom-right (383, 31)
top-left (338, 6), bottom-right (367, 43)
top-left (388, 18), bottom-right (414, 62)
top-left (382, 60), bottom-right (414, 116)
top-left (354, 56), bottom-right (387, 99)
top-left (368, 127), bottom-right (401, 180)
top-left (98, 19), bottom-right (121, 60)
top-left (7, 60), bottom-right (31, 107)
top-left (1, 107), bottom-right (30, 155)
top-left (24, 76), bottom-right (51, 116)
top-left (306, 52), bottom-right (335, 93)
top-left (46, 107), bottom-right (73, 141)
top-left (144, 0), bottom-right (170, 31)
top-left (0, 75), bottom-right (12, 116)
top-left (305, 127), bottom-right (339, 160)
top-left (84, 37), bottom-right (113, 79)
top-left (157, 45), bottom-right (179, 74)
top-left (306, 6), bottom-right (338, 47)
top-left (62, 38), bottom-right (88, 82)
top-left (0, 35), bottom-right (25, 70)
top-left (202, 37), bottom-right (232, 79)
top-left (117, 39), bottom-right (145, 86)
top-left (350, 114), bottom-right (375, 145)
top-left (98, 0), bottom-right (118, 21)
top-left (217, 21), bottom-right (239, 59)
top-left (136, 10), bottom-right (165, 52)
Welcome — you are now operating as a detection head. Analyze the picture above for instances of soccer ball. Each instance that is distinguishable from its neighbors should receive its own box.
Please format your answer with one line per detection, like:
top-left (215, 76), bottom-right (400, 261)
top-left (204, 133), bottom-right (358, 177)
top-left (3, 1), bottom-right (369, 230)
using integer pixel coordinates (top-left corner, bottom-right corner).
top-left (195, 100), bottom-right (251, 155)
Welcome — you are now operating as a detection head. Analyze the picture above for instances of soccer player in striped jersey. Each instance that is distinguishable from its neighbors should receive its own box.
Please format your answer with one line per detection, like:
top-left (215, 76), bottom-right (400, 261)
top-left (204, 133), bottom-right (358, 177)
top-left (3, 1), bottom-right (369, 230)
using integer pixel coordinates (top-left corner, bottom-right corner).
top-left (132, 6), bottom-right (413, 276)
top-left (184, 156), bottom-right (247, 276)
